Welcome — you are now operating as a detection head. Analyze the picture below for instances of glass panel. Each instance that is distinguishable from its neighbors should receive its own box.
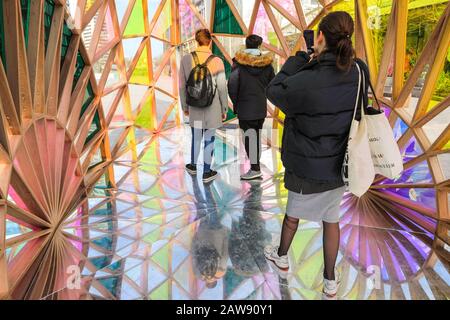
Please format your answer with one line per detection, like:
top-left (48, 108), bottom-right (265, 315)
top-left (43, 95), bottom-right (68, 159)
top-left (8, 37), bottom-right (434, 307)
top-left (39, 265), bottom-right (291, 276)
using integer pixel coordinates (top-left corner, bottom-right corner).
top-left (72, 51), bottom-right (85, 91)
top-left (93, 49), bottom-right (111, 82)
top-left (96, 5), bottom-right (116, 55)
top-left (213, 0), bottom-right (244, 35)
top-left (229, 0), bottom-right (255, 28)
top-left (422, 106), bottom-right (449, 147)
top-left (179, 0), bottom-right (203, 43)
top-left (5, 216), bottom-right (33, 240)
top-left (152, 0), bottom-right (171, 41)
top-left (380, 160), bottom-right (433, 184)
top-left (147, 0), bottom-right (159, 22)
top-left (129, 44), bottom-right (150, 85)
top-left (122, 37), bottom-right (144, 70)
top-left (437, 153), bottom-right (450, 180)
top-left (20, 0), bottom-right (31, 47)
top-left (44, 0), bottom-right (56, 53)
top-left (151, 38), bottom-right (171, 75)
top-left (61, 22), bottom-right (73, 69)
top-left (80, 82), bottom-right (95, 118)
top-left (426, 47), bottom-right (450, 113)
top-left (124, 0), bottom-right (146, 36)
top-left (300, 0), bottom-right (323, 25)
top-left (385, 187), bottom-right (437, 211)
top-left (85, 0), bottom-right (96, 12)
top-left (401, 1), bottom-right (448, 116)
top-left (400, 135), bottom-right (423, 162)
top-left (155, 53), bottom-right (175, 94)
top-left (135, 91), bottom-right (155, 130)
top-left (102, 88), bottom-right (121, 121)
top-left (82, 10), bottom-right (100, 52)
top-left (86, 111), bottom-right (101, 145)
top-left (393, 117), bottom-right (408, 141)
top-left (155, 90), bottom-right (174, 125)
top-left (105, 48), bottom-right (127, 89)
top-left (128, 84), bottom-right (149, 114)
top-left (114, 0), bottom-right (129, 25)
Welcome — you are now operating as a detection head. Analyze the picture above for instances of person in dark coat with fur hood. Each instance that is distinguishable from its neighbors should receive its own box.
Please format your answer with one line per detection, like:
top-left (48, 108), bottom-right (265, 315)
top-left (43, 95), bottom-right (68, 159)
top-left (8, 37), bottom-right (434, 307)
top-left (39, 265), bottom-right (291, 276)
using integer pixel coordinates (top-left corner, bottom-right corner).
top-left (228, 35), bottom-right (275, 180)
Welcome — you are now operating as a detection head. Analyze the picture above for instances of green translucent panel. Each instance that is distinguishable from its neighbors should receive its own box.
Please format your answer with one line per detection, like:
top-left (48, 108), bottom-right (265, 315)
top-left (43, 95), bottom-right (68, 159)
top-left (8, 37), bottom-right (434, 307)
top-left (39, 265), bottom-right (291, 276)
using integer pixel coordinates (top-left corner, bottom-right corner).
top-left (0, 0), bottom-right (5, 66)
top-left (213, 0), bottom-right (243, 35)
top-left (124, 0), bottom-right (145, 36)
top-left (61, 22), bottom-right (73, 69)
top-left (129, 45), bottom-right (150, 85)
top-left (80, 82), bottom-right (95, 118)
top-left (44, 0), bottom-right (55, 53)
top-left (86, 111), bottom-right (101, 145)
top-left (20, 0), bottom-right (31, 47)
top-left (72, 52), bottom-right (85, 91)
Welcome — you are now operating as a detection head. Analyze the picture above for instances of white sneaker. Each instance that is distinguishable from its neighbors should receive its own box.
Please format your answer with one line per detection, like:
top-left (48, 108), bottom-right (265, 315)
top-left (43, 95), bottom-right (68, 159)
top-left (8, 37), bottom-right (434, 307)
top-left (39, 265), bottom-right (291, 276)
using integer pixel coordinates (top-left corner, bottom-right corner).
top-left (323, 268), bottom-right (341, 298)
top-left (264, 245), bottom-right (289, 271)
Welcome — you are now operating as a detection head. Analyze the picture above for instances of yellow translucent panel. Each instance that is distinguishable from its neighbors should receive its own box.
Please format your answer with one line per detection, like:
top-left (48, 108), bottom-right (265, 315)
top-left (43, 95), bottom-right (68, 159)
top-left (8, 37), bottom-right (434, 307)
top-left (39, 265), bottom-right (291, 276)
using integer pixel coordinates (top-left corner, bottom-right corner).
top-left (124, 0), bottom-right (146, 36)
top-left (135, 93), bottom-right (154, 130)
top-left (85, 0), bottom-right (96, 12)
top-left (152, 0), bottom-right (171, 40)
top-left (130, 45), bottom-right (150, 85)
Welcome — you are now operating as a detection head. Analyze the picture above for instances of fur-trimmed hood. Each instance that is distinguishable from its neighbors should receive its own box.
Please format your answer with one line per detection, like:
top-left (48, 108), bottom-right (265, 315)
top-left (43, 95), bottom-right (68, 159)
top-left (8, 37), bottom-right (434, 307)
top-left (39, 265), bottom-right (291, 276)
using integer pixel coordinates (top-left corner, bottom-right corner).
top-left (234, 50), bottom-right (274, 68)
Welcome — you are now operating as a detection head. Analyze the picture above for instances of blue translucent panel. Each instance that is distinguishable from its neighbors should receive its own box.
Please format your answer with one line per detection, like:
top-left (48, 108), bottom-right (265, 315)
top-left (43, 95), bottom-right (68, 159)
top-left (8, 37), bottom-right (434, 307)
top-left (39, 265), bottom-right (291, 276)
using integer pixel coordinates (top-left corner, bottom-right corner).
top-left (393, 117), bottom-right (408, 140)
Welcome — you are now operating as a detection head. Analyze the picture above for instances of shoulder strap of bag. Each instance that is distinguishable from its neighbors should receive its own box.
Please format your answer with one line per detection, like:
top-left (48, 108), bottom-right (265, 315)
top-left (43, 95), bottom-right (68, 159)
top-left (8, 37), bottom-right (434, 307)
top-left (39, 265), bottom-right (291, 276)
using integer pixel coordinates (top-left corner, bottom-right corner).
top-left (352, 62), bottom-right (363, 121)
top-left (355, 59), bottom-right (381, 111)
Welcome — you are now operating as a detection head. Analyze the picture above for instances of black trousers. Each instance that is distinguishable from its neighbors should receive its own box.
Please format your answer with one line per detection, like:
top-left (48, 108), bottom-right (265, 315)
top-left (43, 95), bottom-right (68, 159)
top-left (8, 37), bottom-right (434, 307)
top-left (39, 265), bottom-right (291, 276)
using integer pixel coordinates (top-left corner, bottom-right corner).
top-left (239, 119), bottom-right (265, 171)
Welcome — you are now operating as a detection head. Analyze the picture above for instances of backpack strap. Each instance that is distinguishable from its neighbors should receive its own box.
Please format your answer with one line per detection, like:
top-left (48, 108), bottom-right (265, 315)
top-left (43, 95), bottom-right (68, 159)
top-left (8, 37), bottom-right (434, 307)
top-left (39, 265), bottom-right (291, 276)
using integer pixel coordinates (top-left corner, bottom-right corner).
top-left (191, 52), bottom-right (200, 66)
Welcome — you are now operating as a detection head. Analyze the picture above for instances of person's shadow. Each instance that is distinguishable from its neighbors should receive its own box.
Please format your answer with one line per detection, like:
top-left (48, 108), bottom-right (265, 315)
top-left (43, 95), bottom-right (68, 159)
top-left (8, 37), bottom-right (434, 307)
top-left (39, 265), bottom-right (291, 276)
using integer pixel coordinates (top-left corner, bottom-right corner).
top-left (190, 177), bottom-right (229, 289)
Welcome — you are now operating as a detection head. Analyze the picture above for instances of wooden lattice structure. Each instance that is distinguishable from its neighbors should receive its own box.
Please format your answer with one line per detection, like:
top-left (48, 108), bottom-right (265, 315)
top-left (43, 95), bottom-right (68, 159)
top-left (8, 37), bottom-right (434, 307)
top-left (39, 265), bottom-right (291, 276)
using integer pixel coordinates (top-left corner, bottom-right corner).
top-left (0, 0), bottom-right (448, 299)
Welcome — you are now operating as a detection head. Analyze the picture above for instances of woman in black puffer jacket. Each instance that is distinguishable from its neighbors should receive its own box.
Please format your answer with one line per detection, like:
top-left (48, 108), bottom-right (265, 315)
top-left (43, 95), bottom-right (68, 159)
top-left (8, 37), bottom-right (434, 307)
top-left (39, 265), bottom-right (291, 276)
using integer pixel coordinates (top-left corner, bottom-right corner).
top-left (264, 12), bottom-right (369, 298)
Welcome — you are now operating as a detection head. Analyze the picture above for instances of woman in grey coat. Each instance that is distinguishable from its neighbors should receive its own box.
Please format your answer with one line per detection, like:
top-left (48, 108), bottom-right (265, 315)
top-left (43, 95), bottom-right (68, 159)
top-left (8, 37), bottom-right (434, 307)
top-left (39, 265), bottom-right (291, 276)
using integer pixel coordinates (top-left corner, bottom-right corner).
top-left (178, 29), bottom-right (229, 183)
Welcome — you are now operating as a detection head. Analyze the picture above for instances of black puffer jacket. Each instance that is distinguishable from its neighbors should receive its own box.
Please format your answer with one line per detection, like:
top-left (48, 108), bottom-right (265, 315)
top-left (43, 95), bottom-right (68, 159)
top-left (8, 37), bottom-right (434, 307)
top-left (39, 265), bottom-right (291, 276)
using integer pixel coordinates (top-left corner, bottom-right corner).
top-left (228, 50), bottom-right (275, 120)
top-left (266, 51), bottom-right (369, 185)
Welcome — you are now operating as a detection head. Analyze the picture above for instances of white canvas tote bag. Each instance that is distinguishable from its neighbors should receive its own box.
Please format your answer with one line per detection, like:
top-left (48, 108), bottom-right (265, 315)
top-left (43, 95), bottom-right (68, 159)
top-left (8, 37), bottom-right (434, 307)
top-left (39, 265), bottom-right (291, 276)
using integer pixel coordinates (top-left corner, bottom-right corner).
top-left (360, 69), bottom-right (404, 179)
top-left (342, 63), bottom-right (375, 197)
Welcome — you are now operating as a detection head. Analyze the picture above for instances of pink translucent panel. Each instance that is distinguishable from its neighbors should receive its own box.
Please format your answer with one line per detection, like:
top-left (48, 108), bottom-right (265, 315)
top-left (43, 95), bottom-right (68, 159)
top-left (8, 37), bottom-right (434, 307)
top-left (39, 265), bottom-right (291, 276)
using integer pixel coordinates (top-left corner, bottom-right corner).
top-left (253, 2), bottom-right (275, 44)
top-left (179, 0), bottom-right (203, 42)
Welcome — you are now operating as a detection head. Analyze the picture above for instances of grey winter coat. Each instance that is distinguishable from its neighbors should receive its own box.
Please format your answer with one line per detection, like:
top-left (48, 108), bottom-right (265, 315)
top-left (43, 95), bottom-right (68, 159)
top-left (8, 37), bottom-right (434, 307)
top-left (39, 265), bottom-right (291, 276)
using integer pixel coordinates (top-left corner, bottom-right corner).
top-left (179, 46), bottom-right (229, 129)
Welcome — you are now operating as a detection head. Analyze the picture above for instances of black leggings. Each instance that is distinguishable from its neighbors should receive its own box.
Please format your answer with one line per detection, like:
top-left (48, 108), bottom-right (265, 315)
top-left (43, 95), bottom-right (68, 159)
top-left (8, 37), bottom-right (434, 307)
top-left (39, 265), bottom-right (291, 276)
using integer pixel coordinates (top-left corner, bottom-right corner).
top-left (239, 119), bottom-right (265, 171)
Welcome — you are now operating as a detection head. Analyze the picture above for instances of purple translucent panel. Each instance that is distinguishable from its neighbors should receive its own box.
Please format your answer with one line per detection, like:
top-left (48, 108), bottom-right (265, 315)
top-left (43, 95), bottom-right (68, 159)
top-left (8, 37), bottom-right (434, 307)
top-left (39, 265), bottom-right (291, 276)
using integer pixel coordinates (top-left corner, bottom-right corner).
top-left (393, 117), bottom-right (408, 141)
top-left (385, 188), bottom-right (437, 211)
top-left (381, 103), bottom-right (391, 118)
top-left (381, 161), bottom-right (432, 184)
top-left (400, 135), bottom-right (423, 162)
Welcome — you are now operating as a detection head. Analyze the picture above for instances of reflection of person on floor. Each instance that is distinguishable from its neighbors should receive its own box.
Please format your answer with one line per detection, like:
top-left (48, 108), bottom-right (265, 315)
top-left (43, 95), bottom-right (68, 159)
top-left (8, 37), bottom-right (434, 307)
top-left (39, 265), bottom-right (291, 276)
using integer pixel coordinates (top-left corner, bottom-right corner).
top-left (228, 35), bottom-right (275, 181)
top-left (229, 180), bottom-right (271, 276)
top-left (179, 29), bottom-right (229, 184)
top-left (191, 176), bottom-right (228, 288)
top-left (265, 12), bottom-right (370, 299)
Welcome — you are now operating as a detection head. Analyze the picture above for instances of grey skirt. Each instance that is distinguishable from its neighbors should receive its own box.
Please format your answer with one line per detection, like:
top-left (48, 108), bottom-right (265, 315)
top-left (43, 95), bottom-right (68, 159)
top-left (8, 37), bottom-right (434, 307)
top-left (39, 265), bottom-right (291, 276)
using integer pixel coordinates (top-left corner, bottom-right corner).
top-left (286, 186), bottom-right (346, 223)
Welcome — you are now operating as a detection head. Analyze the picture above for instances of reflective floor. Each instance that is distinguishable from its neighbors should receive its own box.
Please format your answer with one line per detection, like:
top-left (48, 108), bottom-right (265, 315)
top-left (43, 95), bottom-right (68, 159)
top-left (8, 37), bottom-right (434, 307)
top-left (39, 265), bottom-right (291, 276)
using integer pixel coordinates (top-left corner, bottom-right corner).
top-left (9, 124), bottom-right (449, 300)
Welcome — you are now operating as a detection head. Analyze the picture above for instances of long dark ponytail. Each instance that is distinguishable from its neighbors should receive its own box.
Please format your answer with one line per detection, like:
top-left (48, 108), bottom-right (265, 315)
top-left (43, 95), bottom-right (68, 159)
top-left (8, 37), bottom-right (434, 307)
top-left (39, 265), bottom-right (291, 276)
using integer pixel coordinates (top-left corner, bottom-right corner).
top-left (318, 11), bottom-right (355, 73)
